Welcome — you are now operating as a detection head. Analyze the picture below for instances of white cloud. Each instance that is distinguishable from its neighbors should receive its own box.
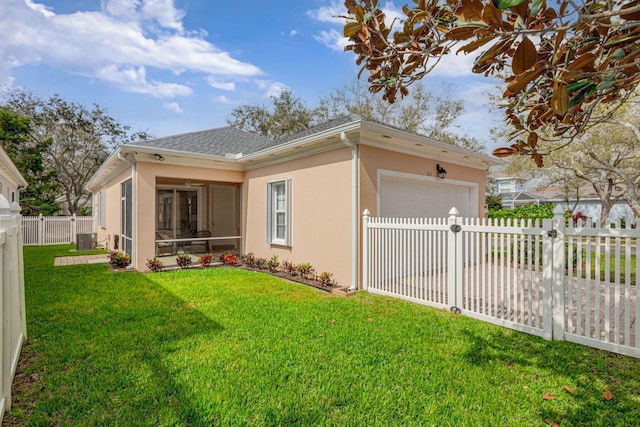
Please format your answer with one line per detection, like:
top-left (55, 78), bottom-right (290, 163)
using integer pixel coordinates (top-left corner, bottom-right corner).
top-left (313, 29), bottom-right (348, 52)
top-left (215, 95), bottom-right (236, 104)
top-left (205, 76), bottom-right (236, 91)
top-left (307, 1), bottom-right (344, 24)
top-left (163, 101), bottom-right (183, 114)
top-left (0, 0), bottom-right (263, 98)
top-left (255, 80), bottom-right (290, 98)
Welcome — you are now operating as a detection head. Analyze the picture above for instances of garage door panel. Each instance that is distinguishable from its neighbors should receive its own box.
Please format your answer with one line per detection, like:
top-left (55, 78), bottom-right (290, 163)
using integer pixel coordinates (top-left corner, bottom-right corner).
top-left (380, 176), bottom-right (473, 218)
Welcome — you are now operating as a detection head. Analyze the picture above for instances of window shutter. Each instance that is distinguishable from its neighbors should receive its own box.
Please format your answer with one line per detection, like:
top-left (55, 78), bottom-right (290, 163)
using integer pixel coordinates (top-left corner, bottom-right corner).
top-left (285, 178), bottom-right (292, 246)
top-left (266, 183), bottom-right (273, 243)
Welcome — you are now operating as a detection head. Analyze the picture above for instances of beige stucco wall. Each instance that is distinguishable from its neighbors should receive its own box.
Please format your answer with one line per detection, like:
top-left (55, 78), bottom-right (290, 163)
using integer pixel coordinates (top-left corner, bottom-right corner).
top-left (93, 168), bottom-right (132, 251)
top-left (358, 145), bottom-right (488, 217)
top-left (134, 161), bottom-right (244, 270)
top-left (243, 148), bottom-right (353, 287)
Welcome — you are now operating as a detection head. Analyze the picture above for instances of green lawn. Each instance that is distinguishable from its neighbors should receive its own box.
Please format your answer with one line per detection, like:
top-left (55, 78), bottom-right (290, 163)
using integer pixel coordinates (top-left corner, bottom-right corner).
top-left (6, 245), bottom-right (640, 426)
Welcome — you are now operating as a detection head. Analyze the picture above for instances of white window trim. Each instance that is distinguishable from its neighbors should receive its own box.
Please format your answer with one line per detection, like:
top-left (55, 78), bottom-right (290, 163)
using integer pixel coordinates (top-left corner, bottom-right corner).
top-left (266, 178), bottom-right (292, 246)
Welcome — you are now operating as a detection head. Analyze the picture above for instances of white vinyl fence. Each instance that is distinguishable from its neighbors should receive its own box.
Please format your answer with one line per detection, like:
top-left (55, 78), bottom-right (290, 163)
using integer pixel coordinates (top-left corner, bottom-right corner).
top-left (0, 196), bottom-right (27, 420)
top-left (362, 206), bottom-right (640, 358)
top-left (22, 214), bottom-right (95, 246)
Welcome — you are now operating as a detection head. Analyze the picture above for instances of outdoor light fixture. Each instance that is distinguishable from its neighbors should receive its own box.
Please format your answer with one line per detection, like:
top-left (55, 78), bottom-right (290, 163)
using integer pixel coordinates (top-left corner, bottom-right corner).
top-left (154, 154), bottom-right (165, 161)
top-left (436, 164), bottom-right (447, 179)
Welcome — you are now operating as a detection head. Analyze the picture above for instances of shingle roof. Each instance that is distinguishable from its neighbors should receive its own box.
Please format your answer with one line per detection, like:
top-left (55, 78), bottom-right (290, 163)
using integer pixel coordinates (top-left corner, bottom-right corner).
top-left (125, 126), bottom-right (272, 156)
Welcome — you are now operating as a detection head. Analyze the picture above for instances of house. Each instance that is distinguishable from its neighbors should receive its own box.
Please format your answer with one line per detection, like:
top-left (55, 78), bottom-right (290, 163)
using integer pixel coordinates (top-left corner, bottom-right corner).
top-left (530, 184), bottom-right (634, 223)
top-left (86, 115), bottom-right (500, 288)
top-left (0, 146), bottom-right (27, 205)
top-left (490, 170), bottom-right (544, 208)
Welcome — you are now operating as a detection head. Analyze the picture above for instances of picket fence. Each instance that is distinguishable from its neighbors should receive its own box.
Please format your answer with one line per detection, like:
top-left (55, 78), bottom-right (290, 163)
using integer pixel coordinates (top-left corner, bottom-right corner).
top-left (0, 196), bottom-right (27, 420)
top-left (362, 206), bottom-right (640, 358)
top-left (22, 214), bottom-right (95, 246)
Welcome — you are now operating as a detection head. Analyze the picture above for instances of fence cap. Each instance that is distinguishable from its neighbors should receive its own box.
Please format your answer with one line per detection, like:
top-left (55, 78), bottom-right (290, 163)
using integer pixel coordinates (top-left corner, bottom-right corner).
top-left (448, 207), bottom-right (459, 216)
top-left (0, 194), bottom-right (10, 212)
top-left (10, 201), bottom-right (21, 214)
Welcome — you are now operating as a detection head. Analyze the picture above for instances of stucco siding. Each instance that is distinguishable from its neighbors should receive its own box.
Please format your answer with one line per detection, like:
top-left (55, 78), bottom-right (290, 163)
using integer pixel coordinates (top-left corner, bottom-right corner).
top-left (358, 145), bottom-right (488, 217)
top-left (243, 148), bottom-right (353, 286)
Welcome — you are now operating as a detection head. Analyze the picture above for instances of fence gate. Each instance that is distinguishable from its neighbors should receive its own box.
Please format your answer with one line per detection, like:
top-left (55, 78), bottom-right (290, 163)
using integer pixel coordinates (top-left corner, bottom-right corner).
top-left (362, 207), bottom-right (640, 358)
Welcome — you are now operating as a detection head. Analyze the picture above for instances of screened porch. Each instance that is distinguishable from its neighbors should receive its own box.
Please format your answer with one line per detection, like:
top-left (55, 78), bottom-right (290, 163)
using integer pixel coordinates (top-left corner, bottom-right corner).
top-left (154, 180), bottom-right (242, 257)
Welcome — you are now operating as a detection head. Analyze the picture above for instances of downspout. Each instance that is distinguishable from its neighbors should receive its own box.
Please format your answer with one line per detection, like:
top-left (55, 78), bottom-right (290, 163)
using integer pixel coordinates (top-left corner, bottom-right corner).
top-left (118, 151), bottom-right (136, 267)
top-left (340, 132), bottom-right (359, 292)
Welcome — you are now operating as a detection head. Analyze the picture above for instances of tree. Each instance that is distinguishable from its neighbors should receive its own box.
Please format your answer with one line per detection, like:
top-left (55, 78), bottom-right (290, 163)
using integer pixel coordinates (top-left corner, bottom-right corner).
top-left (317, 80), bottom-right (485, 151)
top-left (2, 90), bottom-right (149, 215)
top-left (501, 97), bottom-right (640, 226)
top-left (229, 81), bottom-right (485, 152)
top-left (0, 108), bottom-right (60, 215)
top-left (343, 0), bottom-right (640, 164)
top-left (227, 90), bottom-right (317, 139)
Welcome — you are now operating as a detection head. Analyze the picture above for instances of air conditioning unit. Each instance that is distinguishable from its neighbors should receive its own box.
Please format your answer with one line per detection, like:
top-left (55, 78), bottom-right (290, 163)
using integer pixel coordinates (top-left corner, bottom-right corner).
top-left (76, 233), bottom-right (97, 251)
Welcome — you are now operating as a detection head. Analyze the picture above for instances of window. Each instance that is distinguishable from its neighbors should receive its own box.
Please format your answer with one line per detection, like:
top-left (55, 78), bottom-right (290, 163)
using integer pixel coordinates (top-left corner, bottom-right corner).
top-left (267, 179), bottom-right (292, 246)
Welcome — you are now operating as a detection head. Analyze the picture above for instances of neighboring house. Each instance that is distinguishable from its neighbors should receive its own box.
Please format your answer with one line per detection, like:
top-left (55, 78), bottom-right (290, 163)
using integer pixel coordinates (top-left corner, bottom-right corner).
top-left (490, 170), bottom-right (544, 208)
top-left (55, 194), bottom-right (92, 216)
top-left (86, 115), bottom-right (499, 288)
top-left (0, 146), bottom-right (27, 205)
top-left (530, 184), bottom-right (634, 223)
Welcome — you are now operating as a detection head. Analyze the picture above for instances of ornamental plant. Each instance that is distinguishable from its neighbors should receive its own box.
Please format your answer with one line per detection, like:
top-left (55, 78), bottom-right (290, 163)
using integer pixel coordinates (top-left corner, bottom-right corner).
top-left (297, 263), bottom-right (315, 280)
top-left (318, 272), bottom-right (334, 286)
top-left (109, 250), bottom-right (131, 268)
top-left (267, 255), bottom-right (279, 272)
top-left (176, 253), bottom-right (193, 269)
top-left (199, 253), bottom-right (214, 268)
top-left (146, 257), bottom-right (163, 273)
top-left (220, 251), bottom-right (238, 265)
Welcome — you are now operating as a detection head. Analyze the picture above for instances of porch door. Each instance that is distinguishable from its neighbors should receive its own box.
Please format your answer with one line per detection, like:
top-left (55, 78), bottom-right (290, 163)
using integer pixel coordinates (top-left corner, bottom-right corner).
top-left (156, 187), bottom-right (203, 238)
top-left (210, 185), bottom-right (238, 249)
top-left (121, 179), bottom-right (133, 256)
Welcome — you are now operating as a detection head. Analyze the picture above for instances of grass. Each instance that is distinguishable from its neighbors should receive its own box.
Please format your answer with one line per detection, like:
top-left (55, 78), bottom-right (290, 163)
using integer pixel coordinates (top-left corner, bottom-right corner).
top-left (5, 245), bottom-right (640, 426)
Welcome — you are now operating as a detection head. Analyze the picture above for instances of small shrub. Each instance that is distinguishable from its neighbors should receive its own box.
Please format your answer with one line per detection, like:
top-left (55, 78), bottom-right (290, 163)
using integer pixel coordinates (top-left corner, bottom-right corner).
top-left (176, 253), bottom-right (193, 269)
top-left (297, 263), bottom-right (315, 279)
top-left (220, 251), bottom-right (238, 265)
top-left (254, 257), bottom-right (268, 270)
top-left (109, 250), bottom-right (131, 268)
top-left (241, 252), bottom-right (255, 267)
top-left (199, 253), bottom-right (214, 268)
top-left (146, 257), bottom-right (163, 272)
top-left (267, 255), bottom-right (279, 272)
top-left (282, 260), bottom-right (296, 276)
top-left (318, 271), bottom-right (333, 286)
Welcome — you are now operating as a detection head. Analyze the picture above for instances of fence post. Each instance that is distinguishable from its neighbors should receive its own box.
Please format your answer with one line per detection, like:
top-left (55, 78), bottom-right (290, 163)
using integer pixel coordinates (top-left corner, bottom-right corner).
top-left (38, 213), bottom-right (44, 246)
top-left (447, 207), bottom-right (462, 312)
top-left (362, 210), bottom-right (370, 291)
top-left (11, 202), bottom-right (26, 340)
top-left (0, 196), bottom-right (11, 411)
top-left (71, 214), bottom-right (77, 245)
top-left (551, 206), bottom-right (566, 340)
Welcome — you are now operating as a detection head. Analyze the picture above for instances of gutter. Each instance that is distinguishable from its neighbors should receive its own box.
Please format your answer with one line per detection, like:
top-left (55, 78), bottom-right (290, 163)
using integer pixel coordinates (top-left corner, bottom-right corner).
top-left (340, 132), bottom-right (359, 292)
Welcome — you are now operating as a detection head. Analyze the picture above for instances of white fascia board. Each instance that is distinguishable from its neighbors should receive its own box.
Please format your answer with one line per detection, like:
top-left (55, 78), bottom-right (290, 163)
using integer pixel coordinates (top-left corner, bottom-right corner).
top-left (122, 144), bottom-right (235, 162)
top-left (238, 119), bottom-right (363, 164)
top-left (360, 121), bottom-right (502, 169)
top-left (0, 147), bottom-right (27, 187)
top-left (86, 146), bottom-right (124, 191)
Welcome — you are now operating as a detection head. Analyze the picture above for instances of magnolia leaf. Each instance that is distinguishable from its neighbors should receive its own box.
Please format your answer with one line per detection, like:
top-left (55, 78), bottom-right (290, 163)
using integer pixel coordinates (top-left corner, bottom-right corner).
top-left (492, 147), bottom-right (516, 157)
top-left (604, 389), bottom-right (613, 401)
top-left (530, 0), bottom-right (544, 16)
top-left (456, 0), bottom-right (485, 23)
top-left (621, 1), bottom-right (640, 20)
top-left (513, 37), bottom-right (537, 75)
top-left (482, 2), bottom-right (503, 27)
top-left (505, 63), bottom-right (544, 94)
top-left (527, 132), bottom-right (538, 148)
top-left (544, 419), bottom-right (560, 427)
top-left (563, 385), bottom-right (575, 395)
top-left (344, 22), bottom-right (363, 38)
top-left (542, 392), bottom-right (556, 400)
top-left (610, 48), bottom-right (626, 60)
top-left (596, 76), bottom-right (617, 91)
top-left (566, 52), bottom-right (597, 71)
top-left (551, 85), bottom-right (569, 115)
top-left (493, 0), bottom-right (527, 10)
top-left (457, 36), bottom-right (497, 55)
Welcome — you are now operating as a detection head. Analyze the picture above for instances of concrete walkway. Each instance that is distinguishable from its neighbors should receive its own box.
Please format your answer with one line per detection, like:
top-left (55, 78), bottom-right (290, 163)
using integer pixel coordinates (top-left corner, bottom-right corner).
top-left (54, 254), bottom-right (109, 266)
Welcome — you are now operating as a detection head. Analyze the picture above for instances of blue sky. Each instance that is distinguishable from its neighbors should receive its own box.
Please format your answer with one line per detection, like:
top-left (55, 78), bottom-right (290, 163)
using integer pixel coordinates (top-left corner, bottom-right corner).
top-left (2, 0), bottom-right (502, 150)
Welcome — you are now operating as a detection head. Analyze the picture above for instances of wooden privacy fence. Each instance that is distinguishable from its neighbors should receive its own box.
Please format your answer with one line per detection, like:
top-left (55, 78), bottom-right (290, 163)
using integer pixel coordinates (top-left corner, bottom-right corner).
top-left (22, 214), bottom-right (95, 246)
top-left (0, 196), bottom-right (27, 420)
top-left (362, 206), bottom-right (640, 358)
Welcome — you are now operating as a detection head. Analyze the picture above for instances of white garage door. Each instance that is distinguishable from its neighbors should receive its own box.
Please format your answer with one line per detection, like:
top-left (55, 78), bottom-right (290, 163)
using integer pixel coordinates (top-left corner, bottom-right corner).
top-left (379, 174), bottom-right (477, 218)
